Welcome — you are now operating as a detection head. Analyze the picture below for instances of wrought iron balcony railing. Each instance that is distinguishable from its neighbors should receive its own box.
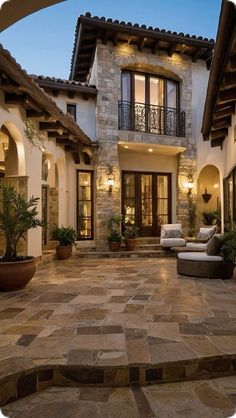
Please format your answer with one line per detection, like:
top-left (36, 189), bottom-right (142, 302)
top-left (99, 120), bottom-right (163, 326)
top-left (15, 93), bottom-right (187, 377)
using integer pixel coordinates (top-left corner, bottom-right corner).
top-left (118, 100), bottom-right (185, 137)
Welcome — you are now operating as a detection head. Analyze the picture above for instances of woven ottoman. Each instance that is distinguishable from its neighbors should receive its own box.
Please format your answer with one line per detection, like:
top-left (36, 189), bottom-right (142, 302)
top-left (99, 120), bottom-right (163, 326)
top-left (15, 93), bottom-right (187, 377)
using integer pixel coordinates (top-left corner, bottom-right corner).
top-left (177, 252), bottom-right (233, 279)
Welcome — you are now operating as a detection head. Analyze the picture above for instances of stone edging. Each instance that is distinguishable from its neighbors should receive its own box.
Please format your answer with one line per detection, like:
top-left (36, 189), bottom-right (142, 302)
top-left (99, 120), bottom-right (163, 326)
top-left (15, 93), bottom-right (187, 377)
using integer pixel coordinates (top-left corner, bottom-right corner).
top-left (1, 354), bottom-right (236, 406)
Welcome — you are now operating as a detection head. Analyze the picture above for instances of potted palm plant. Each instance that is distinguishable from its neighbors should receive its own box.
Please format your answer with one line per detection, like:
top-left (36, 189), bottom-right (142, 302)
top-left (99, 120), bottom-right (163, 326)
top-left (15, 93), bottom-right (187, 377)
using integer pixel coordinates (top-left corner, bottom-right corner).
top-left (107, 214), bottom-right (122, 252)
top-left (0, 184), bottom-right (44, 291)
top-left (123, 223), bottom-right (139, 251)
top-left (53, 226), bottom-right (77, 260)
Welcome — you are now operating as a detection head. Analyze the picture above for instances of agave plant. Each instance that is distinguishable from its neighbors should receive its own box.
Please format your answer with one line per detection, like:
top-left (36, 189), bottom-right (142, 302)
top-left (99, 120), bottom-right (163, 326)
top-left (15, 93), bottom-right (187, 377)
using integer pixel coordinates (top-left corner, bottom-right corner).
top-left (0, 184), bottom-right (44, 261)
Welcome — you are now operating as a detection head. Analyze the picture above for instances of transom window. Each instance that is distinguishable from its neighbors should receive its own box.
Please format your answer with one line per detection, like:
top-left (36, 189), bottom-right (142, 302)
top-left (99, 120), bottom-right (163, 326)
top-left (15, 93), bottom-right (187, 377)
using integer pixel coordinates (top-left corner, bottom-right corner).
top-left (121, 71), bottom-right (179, 109)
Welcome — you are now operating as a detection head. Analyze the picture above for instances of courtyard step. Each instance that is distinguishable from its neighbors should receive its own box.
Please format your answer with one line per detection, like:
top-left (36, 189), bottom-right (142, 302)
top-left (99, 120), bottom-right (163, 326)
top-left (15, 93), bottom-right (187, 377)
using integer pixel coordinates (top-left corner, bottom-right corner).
top-left (75, 249), bottom-right (174, 258)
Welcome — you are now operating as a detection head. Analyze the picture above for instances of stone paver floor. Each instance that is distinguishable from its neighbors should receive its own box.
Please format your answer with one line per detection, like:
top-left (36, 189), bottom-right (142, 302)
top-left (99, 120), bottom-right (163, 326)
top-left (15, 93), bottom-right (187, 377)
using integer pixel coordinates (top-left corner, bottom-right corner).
top-left (1, 258), bottom-right (236, 391)
top-left (2, 376), bottom-right (236, 417)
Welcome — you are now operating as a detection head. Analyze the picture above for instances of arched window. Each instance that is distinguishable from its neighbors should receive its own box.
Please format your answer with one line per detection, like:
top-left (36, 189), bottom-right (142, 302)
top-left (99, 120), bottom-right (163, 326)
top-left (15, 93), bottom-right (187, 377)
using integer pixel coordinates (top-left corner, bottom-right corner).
top-left (119, 70), bottom-right (184, 136)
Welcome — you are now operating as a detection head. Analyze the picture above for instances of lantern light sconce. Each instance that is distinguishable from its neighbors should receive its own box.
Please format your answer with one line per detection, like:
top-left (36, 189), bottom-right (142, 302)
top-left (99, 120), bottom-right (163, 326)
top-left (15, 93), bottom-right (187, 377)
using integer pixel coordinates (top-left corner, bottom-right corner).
top-left (106, 165), bottom-right (114, 194)
top-left (186, 173), bottom-right (194, 195)
top-left (202, 187), bottom-right (212, 203)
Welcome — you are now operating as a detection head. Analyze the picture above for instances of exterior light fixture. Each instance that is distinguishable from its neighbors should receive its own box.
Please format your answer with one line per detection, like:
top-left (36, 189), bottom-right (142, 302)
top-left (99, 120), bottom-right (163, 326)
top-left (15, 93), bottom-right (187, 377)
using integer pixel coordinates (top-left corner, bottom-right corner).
top-left (148, 148), bottom-right (153, 152)
top-left (202, 187), bottom-right (212, 203)
top-left (106, 165), bottom-right (114, 194)
top-left (107, 176), bottom-right (114, 193)
top-left (186, 174), bottom-right (193, 195)
top-left (124, 145), bottom-right (129, 149)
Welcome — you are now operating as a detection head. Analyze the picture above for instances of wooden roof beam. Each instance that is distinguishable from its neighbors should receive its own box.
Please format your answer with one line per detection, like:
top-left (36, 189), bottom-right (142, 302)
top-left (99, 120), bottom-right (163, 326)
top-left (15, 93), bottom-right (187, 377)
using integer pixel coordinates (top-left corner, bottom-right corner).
top-left (167, 42), bottom-right (177, 57)
top-left (223, 71), bottom-right (236, 87)
top-left (218, 87), bottom-right (236, 104)
top-left (5, 92), bottom-right (25, 105)
top-left (214, 103), bottom-right (235, 119)
top-left (212, 116), bottom-right (231, 129)
top-left (39, 121), bottom-right (63, 131)
top-left (138, 37), bottom-right (146, 52)
top-left (192, 47), bottom-right (206, 62)
top-left (152, 40), bottom-right (160, 54)
top-left (26, 109), bottom-right (48, 119)
top-left (211, 137), bottom-right (224, 149)
top-left (112, 33), bottom-right (118, 47)
top-left (211, 128), bottom-right (228, 140)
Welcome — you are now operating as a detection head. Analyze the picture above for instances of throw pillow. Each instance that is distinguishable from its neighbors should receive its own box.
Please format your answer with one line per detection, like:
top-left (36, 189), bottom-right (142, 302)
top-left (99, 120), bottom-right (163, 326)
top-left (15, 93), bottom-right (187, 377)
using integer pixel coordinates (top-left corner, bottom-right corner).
top-left (164, 229), bottom-right (183, 238)
top-left (196, 226), bottom-right (217, 242)
top-left (206, 234), bottom-right (224, 256)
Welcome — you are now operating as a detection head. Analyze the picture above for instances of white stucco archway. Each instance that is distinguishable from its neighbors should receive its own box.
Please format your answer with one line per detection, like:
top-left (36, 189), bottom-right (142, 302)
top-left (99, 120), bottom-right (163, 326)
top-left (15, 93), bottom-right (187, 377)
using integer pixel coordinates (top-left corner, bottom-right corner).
top-left (0, 122), bottom-right (26, 177)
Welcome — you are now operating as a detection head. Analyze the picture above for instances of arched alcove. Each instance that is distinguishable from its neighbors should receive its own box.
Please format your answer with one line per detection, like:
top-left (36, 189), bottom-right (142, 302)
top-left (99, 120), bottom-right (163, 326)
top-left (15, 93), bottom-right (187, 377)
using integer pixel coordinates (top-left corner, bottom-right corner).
top-left (197, 165), bottom-right (220, 225)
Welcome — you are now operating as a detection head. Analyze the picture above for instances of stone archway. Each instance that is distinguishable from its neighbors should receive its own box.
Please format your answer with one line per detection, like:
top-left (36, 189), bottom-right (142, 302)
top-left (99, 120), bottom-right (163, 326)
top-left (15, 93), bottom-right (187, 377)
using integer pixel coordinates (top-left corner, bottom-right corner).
top-left (197, 165), bottom-right (220, 226)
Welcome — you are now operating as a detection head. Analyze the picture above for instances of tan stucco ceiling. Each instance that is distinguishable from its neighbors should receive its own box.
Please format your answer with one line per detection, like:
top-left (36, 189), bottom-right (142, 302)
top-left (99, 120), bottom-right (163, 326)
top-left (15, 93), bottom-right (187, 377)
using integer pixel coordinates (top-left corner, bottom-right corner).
top-left (118, 141), bottom-right (185, 156)
top-left (0, 0), bottom-right (65, 32)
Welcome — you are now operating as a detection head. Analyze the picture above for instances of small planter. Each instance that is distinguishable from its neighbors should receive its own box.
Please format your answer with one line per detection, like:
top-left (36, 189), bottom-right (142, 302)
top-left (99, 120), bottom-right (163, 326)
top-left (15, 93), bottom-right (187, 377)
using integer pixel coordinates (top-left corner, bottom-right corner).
top-left (125, 238), bottom-right (139, 251)
top-left (0, 258), bottom-right (36, 291)
top-left (109, 241), bottom-right (121, 252)
top-left (56, 245), bottom-right (72, 260)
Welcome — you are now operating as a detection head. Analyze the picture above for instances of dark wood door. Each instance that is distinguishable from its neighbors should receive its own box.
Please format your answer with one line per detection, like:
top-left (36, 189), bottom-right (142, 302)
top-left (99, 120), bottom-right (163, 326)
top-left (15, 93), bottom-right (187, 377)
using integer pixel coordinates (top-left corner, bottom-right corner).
top-left (122, 171), bottom-right (171, 237)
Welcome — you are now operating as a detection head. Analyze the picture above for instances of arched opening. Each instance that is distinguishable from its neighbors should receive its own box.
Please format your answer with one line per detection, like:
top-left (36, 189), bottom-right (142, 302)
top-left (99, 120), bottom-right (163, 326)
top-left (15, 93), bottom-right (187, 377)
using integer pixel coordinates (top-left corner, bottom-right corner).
top-left (0, 122), bottom-right (26, 178)
top-left (197, 165), bottom-right (220, 226)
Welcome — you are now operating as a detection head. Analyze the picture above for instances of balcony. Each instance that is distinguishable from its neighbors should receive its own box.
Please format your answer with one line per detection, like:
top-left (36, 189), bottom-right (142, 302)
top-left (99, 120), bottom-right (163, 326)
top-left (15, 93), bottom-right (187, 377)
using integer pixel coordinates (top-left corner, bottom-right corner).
top-left (118, 101), bottom-right (185, 137)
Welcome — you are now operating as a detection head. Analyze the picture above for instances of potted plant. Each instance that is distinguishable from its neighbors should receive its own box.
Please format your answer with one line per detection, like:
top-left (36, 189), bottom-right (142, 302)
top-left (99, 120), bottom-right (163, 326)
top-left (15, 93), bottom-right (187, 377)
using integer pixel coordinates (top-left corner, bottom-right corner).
top-left (0, 184), bottom-right (44, 291)
top-left (53, 226), bottom-right (77, 260)
top-left (222, 229), bottom-right (236, 280)
top-left (108, 231), bottom-right (122, 252)
top-left (123, 223), bottom-right (139, 251)
top-left (202, 209), bottom-right (220, 226)
top-left (107, 214), bottom-right (123, 252)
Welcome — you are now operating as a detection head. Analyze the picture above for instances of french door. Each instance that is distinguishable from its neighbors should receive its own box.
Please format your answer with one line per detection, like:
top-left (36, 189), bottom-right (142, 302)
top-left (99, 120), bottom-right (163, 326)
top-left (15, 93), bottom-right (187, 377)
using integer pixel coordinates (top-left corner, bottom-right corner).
top-left (122, 171), bottom-right (171, 236)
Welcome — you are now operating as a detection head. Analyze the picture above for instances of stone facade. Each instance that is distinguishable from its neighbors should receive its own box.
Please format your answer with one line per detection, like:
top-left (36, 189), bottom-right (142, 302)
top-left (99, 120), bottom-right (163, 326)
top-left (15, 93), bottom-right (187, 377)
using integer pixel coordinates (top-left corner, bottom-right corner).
top-left (88, 41), bottom-right (206, 247)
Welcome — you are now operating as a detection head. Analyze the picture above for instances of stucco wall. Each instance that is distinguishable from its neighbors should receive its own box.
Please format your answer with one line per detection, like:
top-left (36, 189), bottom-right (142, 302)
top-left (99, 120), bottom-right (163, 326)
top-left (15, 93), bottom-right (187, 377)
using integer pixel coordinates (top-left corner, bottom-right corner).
top-left (52, 94), bottom-right (96, 141)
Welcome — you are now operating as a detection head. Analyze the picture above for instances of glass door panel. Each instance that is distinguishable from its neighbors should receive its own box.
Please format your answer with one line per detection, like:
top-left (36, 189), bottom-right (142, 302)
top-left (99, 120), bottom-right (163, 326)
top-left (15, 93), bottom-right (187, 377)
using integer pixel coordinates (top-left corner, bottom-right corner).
top-left (42, 185), bottom-right (48, 246)
top-left (157, 175), bottom-right (169, 227)
top-left (77, 171), bottom-right (93, 239)
top-left (134, 74), bottom-right (146, 132)
top-left (141, 174), bottom-right (153, 232)
top-left (123, 173), bottom-right (136, 224)
top-left (149, 77), bottom-right (164, 133)
top-left (121, 72), bottom-right (132, 130)
top-left (166, 81), bottom-right (177, 135)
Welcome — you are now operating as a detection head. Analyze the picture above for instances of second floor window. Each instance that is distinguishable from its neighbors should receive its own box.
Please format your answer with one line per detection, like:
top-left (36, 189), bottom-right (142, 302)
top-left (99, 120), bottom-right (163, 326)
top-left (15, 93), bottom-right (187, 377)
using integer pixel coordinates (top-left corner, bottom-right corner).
top-left (119, 71), bottom-right (185, 137)
top-left (67, 104), bottom-right (77, 121)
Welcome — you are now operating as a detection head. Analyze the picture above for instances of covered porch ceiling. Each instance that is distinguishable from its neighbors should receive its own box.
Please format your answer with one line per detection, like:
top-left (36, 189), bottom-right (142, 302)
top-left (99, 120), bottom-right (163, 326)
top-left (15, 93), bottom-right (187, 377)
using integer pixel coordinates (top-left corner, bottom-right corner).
top-left (118, 141), bottom-right (185, 156)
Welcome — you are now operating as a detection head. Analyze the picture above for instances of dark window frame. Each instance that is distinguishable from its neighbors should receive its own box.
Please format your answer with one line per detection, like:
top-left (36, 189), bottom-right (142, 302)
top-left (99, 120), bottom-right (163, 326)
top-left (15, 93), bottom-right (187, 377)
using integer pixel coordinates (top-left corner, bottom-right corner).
top-left (76, 169), bottom-right (94, 240)
top-left (121, 70), bottom-right (180, 109)
top-left (67, 103), bottom-right (77, 121)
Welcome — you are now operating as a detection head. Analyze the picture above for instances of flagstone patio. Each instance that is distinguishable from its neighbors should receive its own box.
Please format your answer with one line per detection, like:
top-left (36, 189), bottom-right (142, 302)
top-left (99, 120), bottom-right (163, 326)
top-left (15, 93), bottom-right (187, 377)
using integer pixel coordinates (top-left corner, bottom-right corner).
top-left (2, 376), bottom-right (236, 417)
top-left (1, 257), bottom-right (236, 406)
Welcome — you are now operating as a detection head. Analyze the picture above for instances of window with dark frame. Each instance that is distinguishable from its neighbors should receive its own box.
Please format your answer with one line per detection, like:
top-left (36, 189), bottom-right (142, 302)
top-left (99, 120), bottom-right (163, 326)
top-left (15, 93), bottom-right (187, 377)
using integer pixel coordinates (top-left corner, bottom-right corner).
top-left (67, 104), bottom-right (77, 121)
top-left (224, 167), bottom-right (236, 229)
top-left (77, 170), bottom-right (93, 240)
top-left (119, 70), bottom-right (185, 136)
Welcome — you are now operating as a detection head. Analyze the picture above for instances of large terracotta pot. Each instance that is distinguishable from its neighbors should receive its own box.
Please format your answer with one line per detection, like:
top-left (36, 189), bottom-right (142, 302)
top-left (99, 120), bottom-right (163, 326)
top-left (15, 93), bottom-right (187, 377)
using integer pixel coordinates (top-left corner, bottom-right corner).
top-left (108, 241), bottom-right (121, 252)
top-left (125, 238), bottom-right (139, 251)
top-left (0, 258), bottom-right (36, 291)
top-left (56, 245), bottom-right (72, 260)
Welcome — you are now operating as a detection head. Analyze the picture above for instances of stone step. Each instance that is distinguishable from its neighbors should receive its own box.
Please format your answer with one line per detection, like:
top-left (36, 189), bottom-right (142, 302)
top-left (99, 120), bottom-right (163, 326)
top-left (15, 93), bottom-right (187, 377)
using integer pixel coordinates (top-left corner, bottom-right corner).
top-left (139, 243), bottom-right (162, 250)
top-left (75, 249), bottom-right (174, 259)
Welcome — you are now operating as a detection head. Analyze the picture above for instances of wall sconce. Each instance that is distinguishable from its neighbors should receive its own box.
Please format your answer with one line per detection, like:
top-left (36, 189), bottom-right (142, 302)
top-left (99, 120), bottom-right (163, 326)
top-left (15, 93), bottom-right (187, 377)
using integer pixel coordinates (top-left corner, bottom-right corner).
top-left (107, 175), bottom-right (114, 194)
top-left (106, 165), bottom-right (114, 194)
top-left (186, 174), bottom-right (193, 195)
top-left (202, 187), bottom-right (212, 203)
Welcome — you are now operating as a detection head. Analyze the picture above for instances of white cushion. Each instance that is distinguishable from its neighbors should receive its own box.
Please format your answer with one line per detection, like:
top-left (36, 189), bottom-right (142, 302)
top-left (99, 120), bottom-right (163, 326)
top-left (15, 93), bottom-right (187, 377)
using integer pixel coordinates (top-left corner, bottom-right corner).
top-left (161, 238), bottom-right (186, 247)
top-left (177, 252), bottom-right (223, 262)
top-left (161, 223), bottom-right (183, 239)
top-left (199, 226), bottom-right (216, 235)
top-left (186, 242), bottom-right (207, 250)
